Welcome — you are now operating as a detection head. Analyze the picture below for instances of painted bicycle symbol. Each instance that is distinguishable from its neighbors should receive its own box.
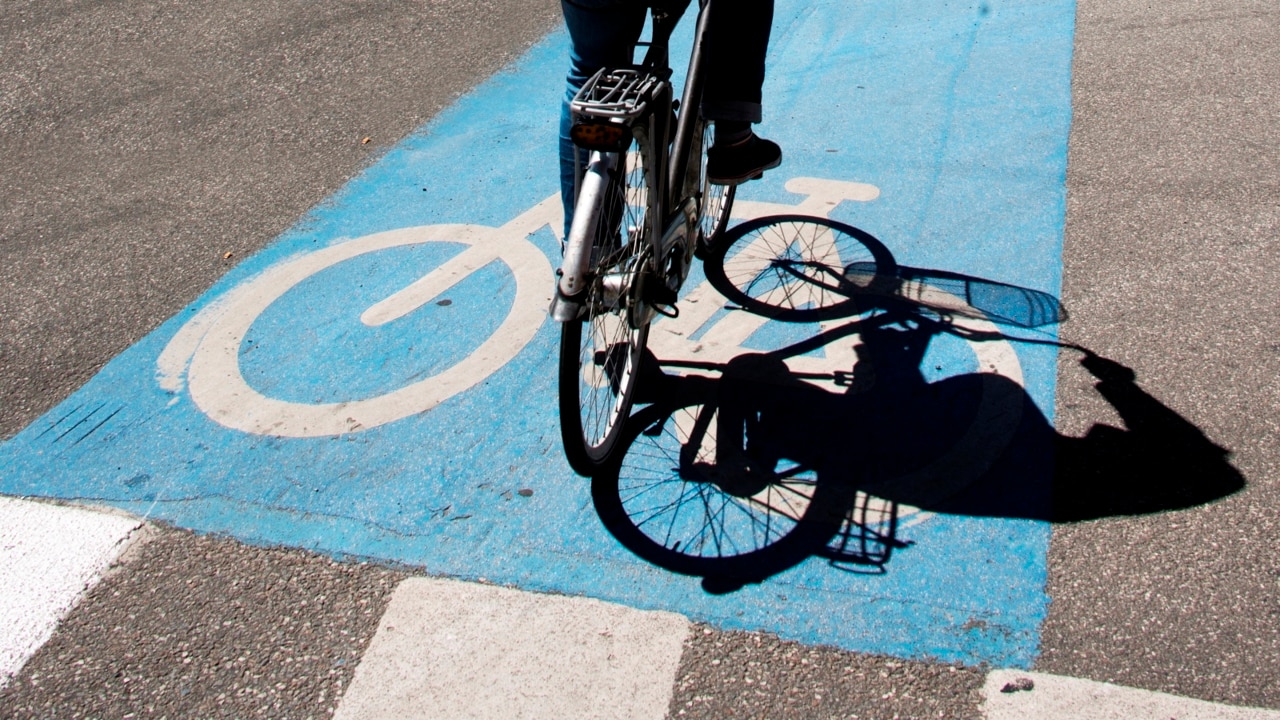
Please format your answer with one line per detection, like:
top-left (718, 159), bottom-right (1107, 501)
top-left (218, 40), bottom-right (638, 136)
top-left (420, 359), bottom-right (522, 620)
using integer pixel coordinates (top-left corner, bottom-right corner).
top-left (157, 198), bottom-right (559, 438)
top-left (157, 177), bottom-right (1024, 457)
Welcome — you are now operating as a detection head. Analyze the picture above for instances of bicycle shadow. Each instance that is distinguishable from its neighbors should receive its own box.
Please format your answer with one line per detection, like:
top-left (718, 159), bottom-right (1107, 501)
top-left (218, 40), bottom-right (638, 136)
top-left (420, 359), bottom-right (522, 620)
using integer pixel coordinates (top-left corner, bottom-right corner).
top-left (590, 221), bottom-right (1244, 593)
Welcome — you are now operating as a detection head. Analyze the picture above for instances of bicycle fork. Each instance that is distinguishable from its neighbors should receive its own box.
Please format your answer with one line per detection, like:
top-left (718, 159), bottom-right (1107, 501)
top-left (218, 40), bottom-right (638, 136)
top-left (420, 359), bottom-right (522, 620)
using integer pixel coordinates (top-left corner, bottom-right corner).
top-left (549, 141), bottom-right (698, 324)
top-left (550, 151), bottom-right (616, 323)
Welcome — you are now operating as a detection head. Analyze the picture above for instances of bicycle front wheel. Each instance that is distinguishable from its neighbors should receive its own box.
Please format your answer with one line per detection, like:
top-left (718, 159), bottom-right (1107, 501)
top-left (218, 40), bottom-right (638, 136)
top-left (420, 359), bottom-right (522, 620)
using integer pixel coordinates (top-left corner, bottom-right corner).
top-left (560, 126), bottom-right (656, 476)
top-left (694, 120), bottom-right (735, 253)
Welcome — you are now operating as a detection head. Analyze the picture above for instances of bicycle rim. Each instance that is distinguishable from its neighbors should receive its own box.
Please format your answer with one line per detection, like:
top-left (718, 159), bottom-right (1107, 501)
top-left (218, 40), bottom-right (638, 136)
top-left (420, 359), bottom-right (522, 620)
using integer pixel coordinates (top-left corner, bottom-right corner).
top-left (559, 127), bottom-right (655, 476)
top-left (704, 214), bottom-right (897, 322)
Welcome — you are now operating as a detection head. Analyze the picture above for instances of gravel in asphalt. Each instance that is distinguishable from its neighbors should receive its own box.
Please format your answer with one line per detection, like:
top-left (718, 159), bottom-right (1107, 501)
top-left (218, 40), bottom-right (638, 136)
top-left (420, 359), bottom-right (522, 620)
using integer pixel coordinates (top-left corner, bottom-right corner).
top-left (0, 525), bottom-right (403, 719)
top-left (1043, 0), bottom-right (1280, 708)
top-left (671, 625), bottom-right (985, 719)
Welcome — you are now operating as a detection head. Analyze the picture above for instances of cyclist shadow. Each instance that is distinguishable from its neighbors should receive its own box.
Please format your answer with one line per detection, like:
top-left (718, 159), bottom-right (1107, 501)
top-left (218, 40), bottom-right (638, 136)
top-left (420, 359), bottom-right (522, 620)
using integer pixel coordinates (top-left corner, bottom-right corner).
top-left (592, 229), bottom-right (1245, 594)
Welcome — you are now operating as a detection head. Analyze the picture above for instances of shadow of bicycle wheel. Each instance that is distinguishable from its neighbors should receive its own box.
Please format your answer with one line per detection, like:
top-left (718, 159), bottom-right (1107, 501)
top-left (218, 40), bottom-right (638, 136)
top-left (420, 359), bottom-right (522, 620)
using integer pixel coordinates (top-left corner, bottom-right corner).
top-left (588, 215), bottom-right (1243, 592)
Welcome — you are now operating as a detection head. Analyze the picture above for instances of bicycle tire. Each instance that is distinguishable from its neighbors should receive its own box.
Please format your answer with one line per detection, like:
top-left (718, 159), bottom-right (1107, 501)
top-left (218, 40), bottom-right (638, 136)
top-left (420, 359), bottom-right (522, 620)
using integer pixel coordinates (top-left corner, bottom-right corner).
top-left (591, 401), bottom-right (854, 583)
top-left (703, 214), bottom-right (897, 322)
top-left (694, 120), bottom-right (735, 251)
top-left (560, 125), bottom-right (657, 476)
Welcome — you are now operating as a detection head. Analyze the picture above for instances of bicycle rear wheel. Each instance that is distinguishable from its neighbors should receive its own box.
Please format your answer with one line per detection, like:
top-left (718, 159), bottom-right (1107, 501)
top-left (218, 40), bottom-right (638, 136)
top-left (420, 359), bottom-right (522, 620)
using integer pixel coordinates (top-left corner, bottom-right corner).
top-left (703, 214), bottom-right (897, 322)
top-left (560, 126), bottom-right (656, 476)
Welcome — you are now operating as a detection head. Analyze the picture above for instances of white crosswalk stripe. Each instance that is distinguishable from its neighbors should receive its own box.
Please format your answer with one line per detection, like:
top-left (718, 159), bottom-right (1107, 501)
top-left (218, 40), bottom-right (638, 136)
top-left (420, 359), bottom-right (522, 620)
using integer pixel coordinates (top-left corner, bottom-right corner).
top-left (5, 498), bottom-right (1279, 719)
top-left (335, 577), bottom-right (687, 719)
top-left (0, 497), bottom-right (142, 687)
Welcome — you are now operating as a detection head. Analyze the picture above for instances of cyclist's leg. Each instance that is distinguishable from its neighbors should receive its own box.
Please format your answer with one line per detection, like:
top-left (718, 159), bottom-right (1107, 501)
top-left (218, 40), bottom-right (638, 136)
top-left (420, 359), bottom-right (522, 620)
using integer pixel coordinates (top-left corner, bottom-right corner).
top-left (700, 0), bottom-right (771, 127)
top-left (558, 0), bottom-right (647, 238)
top-left (700, 0), bottom-right (781, 185)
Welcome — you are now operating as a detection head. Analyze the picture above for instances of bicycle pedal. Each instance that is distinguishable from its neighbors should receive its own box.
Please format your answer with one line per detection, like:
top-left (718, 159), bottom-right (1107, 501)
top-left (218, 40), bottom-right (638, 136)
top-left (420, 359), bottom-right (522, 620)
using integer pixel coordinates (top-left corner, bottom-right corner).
top-left (636, 275), bottom-right (680, 319)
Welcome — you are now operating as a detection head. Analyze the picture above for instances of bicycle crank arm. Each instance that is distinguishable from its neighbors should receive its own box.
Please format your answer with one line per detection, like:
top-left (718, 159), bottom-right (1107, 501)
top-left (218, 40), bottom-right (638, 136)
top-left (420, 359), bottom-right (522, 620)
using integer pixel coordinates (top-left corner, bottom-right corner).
top-left (628, 198), bottom-right (699, 324)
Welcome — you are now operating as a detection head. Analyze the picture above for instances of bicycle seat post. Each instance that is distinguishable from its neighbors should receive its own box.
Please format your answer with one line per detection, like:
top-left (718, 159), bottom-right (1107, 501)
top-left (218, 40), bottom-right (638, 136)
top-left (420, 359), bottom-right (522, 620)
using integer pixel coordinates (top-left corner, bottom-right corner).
top-left (643, 5), bottom-right (676, 71)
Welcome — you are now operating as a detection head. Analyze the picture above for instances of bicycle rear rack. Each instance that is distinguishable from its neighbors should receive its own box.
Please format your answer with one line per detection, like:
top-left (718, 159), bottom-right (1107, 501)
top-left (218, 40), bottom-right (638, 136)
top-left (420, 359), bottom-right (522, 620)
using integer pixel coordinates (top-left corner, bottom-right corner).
top-left (571, 67), bottom-right (658, 121)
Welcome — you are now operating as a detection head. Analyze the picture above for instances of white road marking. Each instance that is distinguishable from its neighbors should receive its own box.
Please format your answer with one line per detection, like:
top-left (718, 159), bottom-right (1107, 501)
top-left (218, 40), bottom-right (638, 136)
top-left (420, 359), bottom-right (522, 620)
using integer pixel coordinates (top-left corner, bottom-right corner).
top-left (983, 670), bottom-right (1280, 720)
top-left (4, 507), bottom-right (1279, 720)
top-left (0, 497), bottom-right (142, 687)
top-left (165, 203), bottom-right (557, 438)
top-left (360, 243), bottom-right (504, 327)
top-left (333, 576), bottom-right (689, 720)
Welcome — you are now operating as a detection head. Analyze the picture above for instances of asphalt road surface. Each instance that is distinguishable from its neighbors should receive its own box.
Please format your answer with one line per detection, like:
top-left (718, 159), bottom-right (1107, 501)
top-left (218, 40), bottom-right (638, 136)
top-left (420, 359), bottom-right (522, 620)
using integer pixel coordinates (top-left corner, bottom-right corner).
top-left (1, 0), bottom-right (1277, 717)
top-left (1043, 0), bottom-right (1280, 705)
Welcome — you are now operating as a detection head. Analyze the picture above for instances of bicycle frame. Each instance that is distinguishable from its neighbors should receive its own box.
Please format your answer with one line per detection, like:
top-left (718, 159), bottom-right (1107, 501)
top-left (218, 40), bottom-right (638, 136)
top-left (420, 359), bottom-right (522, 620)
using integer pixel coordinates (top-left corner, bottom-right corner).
top-left (659, 0), bottom-right (713, 212)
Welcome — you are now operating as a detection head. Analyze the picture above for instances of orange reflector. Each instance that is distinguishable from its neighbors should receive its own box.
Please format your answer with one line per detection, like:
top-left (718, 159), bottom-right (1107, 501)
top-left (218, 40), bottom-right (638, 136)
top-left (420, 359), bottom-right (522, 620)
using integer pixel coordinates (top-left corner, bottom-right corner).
top-left (571, 121), bottom-right (628, 151)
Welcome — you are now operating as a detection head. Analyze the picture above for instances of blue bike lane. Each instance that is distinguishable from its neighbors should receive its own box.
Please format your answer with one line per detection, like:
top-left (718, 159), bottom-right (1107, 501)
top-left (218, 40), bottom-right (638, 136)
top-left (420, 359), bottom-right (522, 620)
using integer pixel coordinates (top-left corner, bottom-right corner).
top-left (0, 0), bottom-right (1074, 667)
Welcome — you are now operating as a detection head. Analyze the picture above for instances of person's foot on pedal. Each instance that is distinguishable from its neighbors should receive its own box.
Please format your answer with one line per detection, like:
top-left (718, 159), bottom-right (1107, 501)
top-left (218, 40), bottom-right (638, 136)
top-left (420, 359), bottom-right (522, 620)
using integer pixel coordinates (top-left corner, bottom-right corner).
top-left (707, 132), bottom-right (782, 186)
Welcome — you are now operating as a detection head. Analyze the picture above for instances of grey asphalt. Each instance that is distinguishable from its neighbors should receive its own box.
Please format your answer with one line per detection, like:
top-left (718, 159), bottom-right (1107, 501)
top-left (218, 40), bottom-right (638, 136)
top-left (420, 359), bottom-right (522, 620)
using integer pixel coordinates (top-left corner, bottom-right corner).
top-left (2, 524), bottom-right (987, 719)
top-left (1, 0), bottom-right (1277, 717)
top-left (1042, 0), bottom-right (1280, 707)
top-left (0, 0), bottom-right (561, 438)
top-left (1, 526), bottom-right (404, 718)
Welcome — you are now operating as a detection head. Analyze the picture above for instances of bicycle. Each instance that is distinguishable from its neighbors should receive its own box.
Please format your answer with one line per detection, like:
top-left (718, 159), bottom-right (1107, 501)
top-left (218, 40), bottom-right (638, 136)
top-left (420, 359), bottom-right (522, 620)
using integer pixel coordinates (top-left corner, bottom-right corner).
top-left (551, 0), bottom-right (738, 475)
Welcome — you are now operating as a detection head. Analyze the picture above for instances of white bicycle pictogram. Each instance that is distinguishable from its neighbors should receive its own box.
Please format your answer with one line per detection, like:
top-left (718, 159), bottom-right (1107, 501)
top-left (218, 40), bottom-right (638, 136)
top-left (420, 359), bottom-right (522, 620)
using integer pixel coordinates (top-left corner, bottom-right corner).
top-left (157, 176), bottom-right (1024, 482)
top-left (156, 175), bottom-right (1033, 580)
top-left (157, 198), bottom-right (559, 438)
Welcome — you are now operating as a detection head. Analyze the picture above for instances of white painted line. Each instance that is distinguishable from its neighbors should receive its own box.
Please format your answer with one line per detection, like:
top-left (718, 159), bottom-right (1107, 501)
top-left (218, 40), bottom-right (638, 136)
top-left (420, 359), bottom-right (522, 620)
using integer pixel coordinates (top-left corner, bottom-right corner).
top-left (984, 670), bottom-right (1280, 720)
top-left (334, 577), bottom-right (689, 720)
top-left (162, 196), bottom-right (561, 439)
top-left (0, 497), bottom-right (142, 687)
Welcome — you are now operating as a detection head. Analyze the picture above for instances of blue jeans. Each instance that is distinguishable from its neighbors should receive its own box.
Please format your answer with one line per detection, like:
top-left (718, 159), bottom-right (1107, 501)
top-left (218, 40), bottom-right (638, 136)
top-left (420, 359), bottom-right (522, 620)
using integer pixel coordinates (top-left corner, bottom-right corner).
top-left (558, 0), bottom-right (774, 235)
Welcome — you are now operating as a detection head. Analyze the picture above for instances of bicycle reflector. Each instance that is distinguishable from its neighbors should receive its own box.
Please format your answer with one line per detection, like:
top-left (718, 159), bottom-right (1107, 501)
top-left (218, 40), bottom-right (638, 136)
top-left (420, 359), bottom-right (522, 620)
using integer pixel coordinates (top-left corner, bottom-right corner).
top-left (571, 120), bottom-right (629, 152)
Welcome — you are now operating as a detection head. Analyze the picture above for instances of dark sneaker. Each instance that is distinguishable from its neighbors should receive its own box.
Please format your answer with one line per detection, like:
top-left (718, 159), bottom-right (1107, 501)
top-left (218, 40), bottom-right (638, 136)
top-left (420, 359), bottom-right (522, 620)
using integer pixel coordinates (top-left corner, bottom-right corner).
top-left (707, 133), bottom-right (782, 185)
